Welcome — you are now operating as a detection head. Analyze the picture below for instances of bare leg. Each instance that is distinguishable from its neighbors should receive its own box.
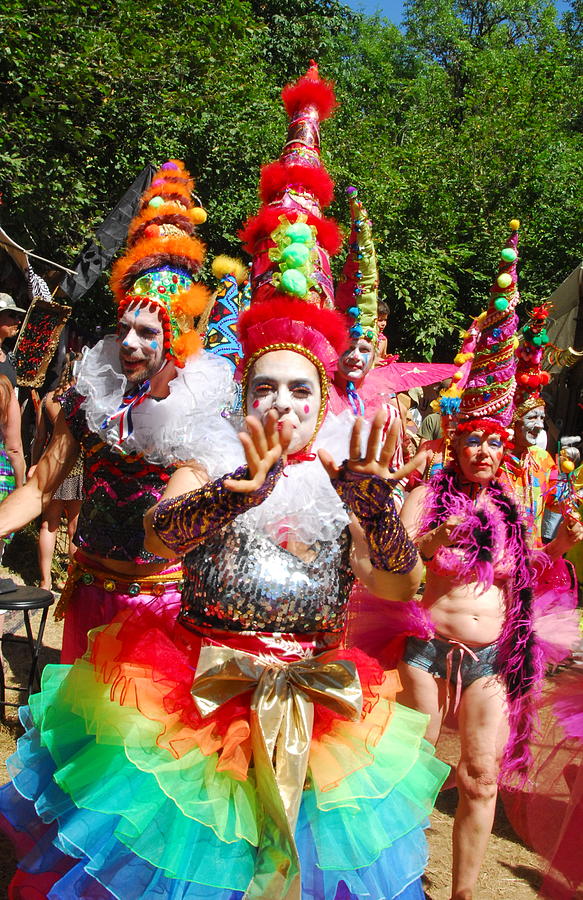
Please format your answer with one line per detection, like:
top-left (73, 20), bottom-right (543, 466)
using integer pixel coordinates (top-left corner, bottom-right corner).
top-left (451, 676), bottom-right (508, 900)
top-left (38, 499), bottom-right (64, 590)
top-left (397, 660), bottom-right (449, 745)
top-left (64, 500), bottom-right (82, 559)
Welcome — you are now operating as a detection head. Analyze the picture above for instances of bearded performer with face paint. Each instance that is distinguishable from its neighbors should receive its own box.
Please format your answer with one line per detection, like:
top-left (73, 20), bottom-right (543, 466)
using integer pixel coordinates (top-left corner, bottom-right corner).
top-left (0, 65), bottom-right (448, 900)
top-left (0, 160), bottom-right (240, 664)
top-left (393, 223), bottom-right (551, 900)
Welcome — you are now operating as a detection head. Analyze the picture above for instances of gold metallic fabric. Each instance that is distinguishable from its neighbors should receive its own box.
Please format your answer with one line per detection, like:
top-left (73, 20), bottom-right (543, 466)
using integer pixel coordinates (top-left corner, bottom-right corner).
top-left (191, 643), bottom-right (363, 899)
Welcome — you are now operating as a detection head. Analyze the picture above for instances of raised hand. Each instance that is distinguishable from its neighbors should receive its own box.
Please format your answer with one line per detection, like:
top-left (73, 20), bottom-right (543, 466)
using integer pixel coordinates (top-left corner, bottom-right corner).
top-left (319, 408), bottom-right (420, 484)
top-left (224, 410), bottom-right (292, 493)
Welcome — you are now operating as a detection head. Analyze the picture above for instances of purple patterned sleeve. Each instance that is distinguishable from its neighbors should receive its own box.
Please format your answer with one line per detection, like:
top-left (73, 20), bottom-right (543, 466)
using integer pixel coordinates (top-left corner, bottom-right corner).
top-left (152, 462), bottom-right (283, 556)
top-left (331, 467), bottom-right (418, 574)
top-left (58, 386), bottom-right (88, 444)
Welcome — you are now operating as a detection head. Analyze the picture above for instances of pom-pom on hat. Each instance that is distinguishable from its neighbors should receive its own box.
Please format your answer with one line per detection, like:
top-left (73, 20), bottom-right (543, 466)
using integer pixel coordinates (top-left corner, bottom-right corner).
top-left (513, 302), bottom-right (551, 421)
top-left (238, 61), bottom-right (343, 311)
top-left (457, 220), bottom-right (521, 428)
top-left (110, 159), bottom-right (212, 367)
top-left (335, 187), bottom-right (379, 343)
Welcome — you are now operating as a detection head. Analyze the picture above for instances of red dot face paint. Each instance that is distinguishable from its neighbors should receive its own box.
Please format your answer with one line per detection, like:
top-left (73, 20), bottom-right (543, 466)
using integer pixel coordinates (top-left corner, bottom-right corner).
top-left (303, 404), bottom-right (310, 414)
top-left (252, 399), bottom-right (260, 409)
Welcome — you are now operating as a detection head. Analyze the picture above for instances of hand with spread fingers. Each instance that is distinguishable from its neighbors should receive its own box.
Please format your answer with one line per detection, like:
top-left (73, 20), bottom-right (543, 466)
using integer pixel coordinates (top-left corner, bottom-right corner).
top-left (319, 408), bottom-right (418, 484)
top-left (224, 410), bottom-right (292, 493)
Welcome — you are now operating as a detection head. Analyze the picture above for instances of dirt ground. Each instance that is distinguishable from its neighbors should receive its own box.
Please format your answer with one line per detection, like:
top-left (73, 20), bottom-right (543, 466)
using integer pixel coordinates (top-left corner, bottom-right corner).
top-left (0, 528), bottom-right (550, 899)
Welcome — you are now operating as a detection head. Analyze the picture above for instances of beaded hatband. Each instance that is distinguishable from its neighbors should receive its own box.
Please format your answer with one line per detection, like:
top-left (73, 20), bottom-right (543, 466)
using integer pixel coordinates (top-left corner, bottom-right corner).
top-left (242, 342), bottom-right (329, 449)
top-left (513, 395), bottom-right (545, 423)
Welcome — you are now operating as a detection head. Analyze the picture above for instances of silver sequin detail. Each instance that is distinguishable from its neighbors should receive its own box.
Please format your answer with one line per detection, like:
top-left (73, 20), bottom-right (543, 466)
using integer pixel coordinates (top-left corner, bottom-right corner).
top-left (180, 521), bottom-right (353, 633)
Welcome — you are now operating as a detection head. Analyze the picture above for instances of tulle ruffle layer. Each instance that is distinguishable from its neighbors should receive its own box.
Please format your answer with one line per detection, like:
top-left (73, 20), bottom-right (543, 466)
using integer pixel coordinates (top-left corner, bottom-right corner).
top-left (502, 671), bottom-right (583, 899)
top-left (1, 614), bottom-right (448, 899)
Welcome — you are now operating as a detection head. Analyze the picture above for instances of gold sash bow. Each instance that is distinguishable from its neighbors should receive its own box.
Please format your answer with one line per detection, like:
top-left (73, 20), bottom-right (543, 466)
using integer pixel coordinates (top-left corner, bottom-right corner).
top-left (191, 644), bottom-right (363, 899)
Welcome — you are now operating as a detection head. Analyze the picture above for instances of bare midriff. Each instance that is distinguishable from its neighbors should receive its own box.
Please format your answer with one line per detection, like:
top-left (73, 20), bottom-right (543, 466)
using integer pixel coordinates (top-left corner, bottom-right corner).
top-left (421, 569), bottom-right (505, 646)
top-left (80, 550), bottom-right (178, 577)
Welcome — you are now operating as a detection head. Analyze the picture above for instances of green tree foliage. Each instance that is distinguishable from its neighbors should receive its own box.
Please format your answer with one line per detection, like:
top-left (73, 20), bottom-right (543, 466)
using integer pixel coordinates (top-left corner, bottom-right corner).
top-left (0, 0), bottom-right (581, 357)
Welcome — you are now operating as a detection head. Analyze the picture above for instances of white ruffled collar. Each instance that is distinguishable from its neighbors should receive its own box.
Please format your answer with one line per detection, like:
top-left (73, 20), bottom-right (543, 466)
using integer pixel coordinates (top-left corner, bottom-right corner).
top-left (74, 336), bottom-right (244, 477)
top-left (75, 338), bottom-right (354, 543)
top-left (236, 409), bottom-right (354, 546)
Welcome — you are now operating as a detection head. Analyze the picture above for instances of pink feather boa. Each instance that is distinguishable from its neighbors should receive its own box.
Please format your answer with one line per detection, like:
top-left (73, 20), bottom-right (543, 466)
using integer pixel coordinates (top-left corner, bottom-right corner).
top-left (422, 467), bottom-right (545, 788)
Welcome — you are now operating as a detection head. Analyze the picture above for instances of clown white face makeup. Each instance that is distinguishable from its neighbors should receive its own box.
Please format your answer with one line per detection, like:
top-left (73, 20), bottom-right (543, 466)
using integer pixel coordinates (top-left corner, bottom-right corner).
top-left (337, 338), bottom-right (375, 386)
top-left (454, 430), bottom-right (505, 486)
top-left (247, 349), bottom-right (322, 454)
top-left (117, 301), bottom-right (165, 386)
top-left (515, 405), bottom-right (545, 454)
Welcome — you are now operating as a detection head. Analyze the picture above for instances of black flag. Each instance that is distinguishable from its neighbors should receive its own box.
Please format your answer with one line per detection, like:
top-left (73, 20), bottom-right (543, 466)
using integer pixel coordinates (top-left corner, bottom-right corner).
top-left (59, 163), bottom-right (157, 305)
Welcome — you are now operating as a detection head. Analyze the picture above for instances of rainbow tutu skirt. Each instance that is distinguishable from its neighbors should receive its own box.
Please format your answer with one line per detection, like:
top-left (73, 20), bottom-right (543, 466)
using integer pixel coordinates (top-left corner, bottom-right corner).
top-left (0, 603), bottom-right (448, 899)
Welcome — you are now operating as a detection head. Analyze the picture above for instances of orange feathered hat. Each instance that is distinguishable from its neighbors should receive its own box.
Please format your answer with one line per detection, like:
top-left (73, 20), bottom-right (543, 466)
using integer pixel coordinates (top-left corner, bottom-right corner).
top-left (110, 159), bottom-right (212, 366)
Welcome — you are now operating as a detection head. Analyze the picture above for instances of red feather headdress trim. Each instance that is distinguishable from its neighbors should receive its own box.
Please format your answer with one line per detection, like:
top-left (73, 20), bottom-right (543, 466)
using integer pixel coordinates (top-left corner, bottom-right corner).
top-left (259, 161), bottom-right (334, 207)
top-left (282, 71), bottom-right (337, 120)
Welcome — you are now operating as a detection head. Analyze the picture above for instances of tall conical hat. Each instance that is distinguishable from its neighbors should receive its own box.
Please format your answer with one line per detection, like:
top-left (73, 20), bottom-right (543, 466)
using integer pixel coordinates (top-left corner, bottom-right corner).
top-left (110, 159), bottom-right (211, 366)
top-left (514, 302), bottom-right (551, 420)
top-left (237, 64), bottom-right (349, 430)
top-left (457, 220), bottom-right (521, 428)
top-left (335, 186), bottom-right (379, 343)
top-left (239, 61), bottom-right (343, 312)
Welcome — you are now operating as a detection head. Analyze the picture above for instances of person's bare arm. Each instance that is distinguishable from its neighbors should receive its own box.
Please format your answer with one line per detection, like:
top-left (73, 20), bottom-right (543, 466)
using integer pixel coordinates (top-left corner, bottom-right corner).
top-left (0, 410), bottom-right (80, 537)
top-left (545, 515), bottom-right (583, 560)
top-left (30, 397), bottom-right (49, 467)
top-left (43, 391), bottom-right (62, 424)
top-left (3, 388), bottom-right (25, 488)
top-left (143, 461), bottom-right (209, 558)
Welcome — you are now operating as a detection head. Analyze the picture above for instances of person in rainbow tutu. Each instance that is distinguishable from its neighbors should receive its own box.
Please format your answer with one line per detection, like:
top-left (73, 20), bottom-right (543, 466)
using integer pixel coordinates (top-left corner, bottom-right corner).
top-left (0, 64), bottom-right (449, 900)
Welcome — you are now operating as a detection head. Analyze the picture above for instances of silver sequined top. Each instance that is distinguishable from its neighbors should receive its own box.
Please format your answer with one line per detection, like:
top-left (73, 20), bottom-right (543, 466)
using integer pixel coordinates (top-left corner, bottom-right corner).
top-left (180, 521), bottom-right (353, 634)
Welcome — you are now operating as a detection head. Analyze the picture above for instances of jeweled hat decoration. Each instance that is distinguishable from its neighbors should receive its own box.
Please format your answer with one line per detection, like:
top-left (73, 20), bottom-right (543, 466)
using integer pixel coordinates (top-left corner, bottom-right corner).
top-left (110, 159), bottom-right (211, 366)
top-left (335, 187), bottom-right (379, 343)
top-left (457, 220), bottom-right (521, 427)
top-left (514, 301), bottom-right (551, 420)
top-left (239, 61), bottom-right (343, 310)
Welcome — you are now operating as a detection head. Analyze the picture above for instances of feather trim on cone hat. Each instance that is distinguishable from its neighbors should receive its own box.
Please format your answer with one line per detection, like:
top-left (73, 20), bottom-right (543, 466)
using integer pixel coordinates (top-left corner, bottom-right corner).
top-left (110, 159), bottom-right (212, 367)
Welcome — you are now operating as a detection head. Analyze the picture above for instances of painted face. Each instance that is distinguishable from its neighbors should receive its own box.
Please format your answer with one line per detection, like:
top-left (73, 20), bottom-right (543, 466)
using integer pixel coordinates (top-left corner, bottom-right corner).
top-left (246, 349), bottom-right (322, 454)
top-left (455, 430), bottom-right (505, 485)
top-left (516, 405), bottom-right (545, 451)
top-left (338, 338), bottom-right (374, 384)
top-left (117, 301), bottom-right (165, 385)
